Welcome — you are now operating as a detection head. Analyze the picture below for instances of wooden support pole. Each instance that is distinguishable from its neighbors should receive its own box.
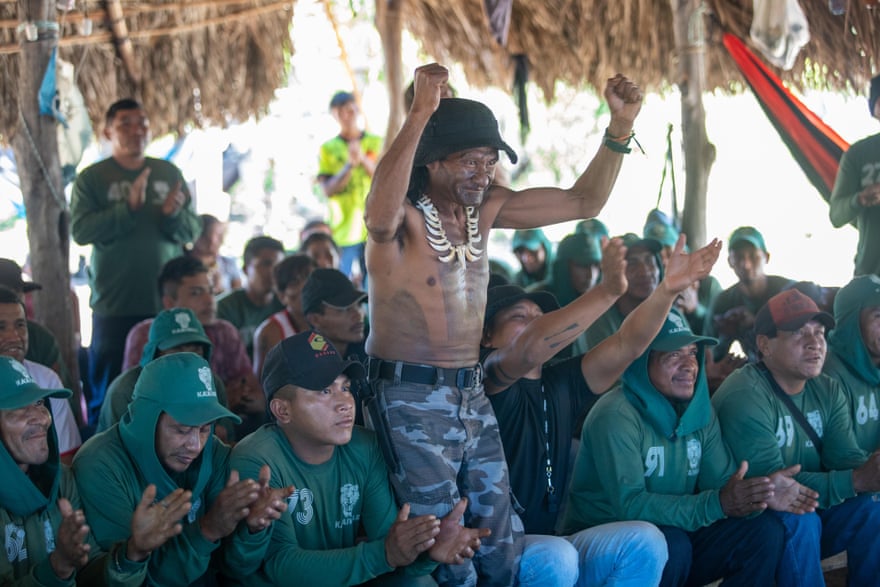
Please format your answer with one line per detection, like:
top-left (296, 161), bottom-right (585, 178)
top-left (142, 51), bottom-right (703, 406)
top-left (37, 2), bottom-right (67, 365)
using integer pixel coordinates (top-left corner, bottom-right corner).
top-left (12, 0), bottom-right (83, 427)
top-left (670, 0), bottom-right (714, 248)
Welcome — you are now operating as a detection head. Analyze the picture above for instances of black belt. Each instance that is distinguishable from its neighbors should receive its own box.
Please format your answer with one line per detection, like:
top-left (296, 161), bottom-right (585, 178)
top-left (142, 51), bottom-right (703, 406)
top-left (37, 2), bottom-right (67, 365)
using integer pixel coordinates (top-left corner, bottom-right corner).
top-left (367, 358), bottom-right (483, 389)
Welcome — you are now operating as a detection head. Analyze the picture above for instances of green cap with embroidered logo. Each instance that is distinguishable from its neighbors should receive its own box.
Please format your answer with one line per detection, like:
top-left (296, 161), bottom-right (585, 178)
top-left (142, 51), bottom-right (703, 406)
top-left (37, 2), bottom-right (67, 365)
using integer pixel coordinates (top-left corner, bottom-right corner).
top-left (132, 353), bottom-right (239, 426)
top-left (650, 312), bottom-right (718, 352)
top-left (0, 356), bottom-right (70, 410)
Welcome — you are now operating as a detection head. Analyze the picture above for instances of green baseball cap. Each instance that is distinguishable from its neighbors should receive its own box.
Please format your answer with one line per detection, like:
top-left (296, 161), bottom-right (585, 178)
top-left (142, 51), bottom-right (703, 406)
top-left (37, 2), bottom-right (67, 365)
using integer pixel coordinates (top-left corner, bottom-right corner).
top-left (512, 229), bottom-right (547, 252)
top-left (650, 312), bottom-right (718, 352)
top-left (133, 353), bottom-right (240, 427)
top-left (575, 218), bottom-right (610, 240)
top-left (728, 226), bottom-right (767, 253)
top-left (557, 233), bottom-right (602, 265)
top-left (147, 308), bottom-right (212, 355)
top-left (0, 356), bottom-right (70, 410)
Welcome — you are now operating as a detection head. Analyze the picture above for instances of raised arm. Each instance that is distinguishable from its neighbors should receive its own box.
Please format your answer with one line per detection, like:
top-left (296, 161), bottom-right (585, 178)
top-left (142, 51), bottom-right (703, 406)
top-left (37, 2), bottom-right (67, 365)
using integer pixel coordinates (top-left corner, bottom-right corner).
top-left (581, 236), bottom-right (721, 394)
top-left (482, 237), bottom-right (627, 394)
top-left (493, 75), bottom-right (643, 229)
top-left (364, 64), bottom-right (448, 243)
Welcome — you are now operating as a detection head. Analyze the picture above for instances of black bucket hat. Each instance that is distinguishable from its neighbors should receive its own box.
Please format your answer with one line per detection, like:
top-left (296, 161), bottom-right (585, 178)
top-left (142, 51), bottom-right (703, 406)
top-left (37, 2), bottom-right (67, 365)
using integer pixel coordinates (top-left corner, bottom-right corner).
top-left (414, 98), bottom-right (517, 167)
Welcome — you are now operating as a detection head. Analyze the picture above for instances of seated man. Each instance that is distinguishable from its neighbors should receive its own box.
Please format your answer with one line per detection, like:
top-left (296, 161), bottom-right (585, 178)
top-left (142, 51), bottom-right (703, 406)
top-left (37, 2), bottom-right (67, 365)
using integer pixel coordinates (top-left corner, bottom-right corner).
top-left (530, 232), bottom-right (604, 359)
top-left (74, 352), bottom-right (288, 586)
top-left (562, 314), bottom-right (819, 587)
top-left (0, 258), bottom-right (76, 405)
top-left (217, 236), bottom-right (286, 358)
top-left (713, 289), bottom-right (880, 586)
top-left (642, 210), bottom-right (722, 336)
top-left (531, 232), bottom-right (603, 308)
top-left (824, 275), bottom-right (880, 452)
top-left (583, 233), bottom-right (662, 351)
top-left (482, 235), bottom-right (721, 585)
top-left (123, 256), bottom-right (263, 424)
top-left (300, 232), bottom-right (341, 271)
top-left (225, 331), bottom-right (487, 586)
top-left (0, 287), bottom-right (81, 463)
top-left (704, 226), bottom-right (793, 362)
top-left (0, 355), bottom-right (185, 586)
top-left (301, 268), bottom-right (368, 362)
top-left (511, 228), bottom-right (553, 288)
top-left (253, 254), bottom-right (316, 378)
top-left (98, 308), bottom-right (228, 435)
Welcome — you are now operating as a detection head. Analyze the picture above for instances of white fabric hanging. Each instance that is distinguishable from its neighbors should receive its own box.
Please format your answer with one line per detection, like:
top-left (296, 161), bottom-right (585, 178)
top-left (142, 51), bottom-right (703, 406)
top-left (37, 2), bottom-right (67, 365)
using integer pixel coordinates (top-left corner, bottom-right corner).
top-left (750, 0), bottom-right (811, 70)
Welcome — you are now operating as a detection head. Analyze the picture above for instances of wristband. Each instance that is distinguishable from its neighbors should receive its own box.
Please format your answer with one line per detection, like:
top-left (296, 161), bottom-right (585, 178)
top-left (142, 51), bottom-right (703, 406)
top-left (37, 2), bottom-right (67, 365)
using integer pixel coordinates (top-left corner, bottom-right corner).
top-left (604, 137), bottom-right (632, 153)
top-left (603, 127), bottom-right (643, 154)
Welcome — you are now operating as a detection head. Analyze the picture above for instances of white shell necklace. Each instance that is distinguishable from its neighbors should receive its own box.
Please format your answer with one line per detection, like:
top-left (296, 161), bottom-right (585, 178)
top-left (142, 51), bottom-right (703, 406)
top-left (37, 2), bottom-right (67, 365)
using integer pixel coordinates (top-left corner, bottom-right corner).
top-left (416, 194), bottom-right (483, 264)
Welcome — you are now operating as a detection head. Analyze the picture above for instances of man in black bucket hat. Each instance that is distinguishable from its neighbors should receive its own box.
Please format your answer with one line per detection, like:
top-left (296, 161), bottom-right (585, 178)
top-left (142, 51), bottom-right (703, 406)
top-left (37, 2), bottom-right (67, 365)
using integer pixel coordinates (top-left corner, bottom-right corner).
top-left (363, 62), bottom-right (643, 587)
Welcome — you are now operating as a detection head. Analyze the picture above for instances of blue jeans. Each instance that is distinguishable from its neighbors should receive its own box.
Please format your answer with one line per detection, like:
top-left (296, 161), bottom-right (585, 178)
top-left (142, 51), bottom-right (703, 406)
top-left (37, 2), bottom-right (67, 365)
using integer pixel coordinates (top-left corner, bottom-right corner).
top-left (518, 534), bottom-right (579, 587)
top-left (659, 513), bottom-right (784, 587)
top-left (566, 521), bottom-right (667, 587)
top-left (768, 511), bottom-right (823, 587)
top-left (819, 493), bottom-right (880, 585)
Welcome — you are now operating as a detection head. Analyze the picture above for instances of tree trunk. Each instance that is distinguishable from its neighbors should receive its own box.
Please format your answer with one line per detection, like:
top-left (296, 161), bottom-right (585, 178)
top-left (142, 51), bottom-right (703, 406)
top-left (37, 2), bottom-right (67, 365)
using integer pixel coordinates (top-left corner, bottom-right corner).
top-left (376, 0), bottom-right (404, 145)
top-left (670, 0), bottom-right (715, 248)
top-left (12, 0), bottom-right (83, 426)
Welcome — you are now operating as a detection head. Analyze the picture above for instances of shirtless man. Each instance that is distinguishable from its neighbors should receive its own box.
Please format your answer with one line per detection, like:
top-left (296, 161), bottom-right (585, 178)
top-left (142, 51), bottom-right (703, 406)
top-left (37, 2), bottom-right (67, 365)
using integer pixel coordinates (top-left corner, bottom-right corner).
top-left (364, 62), bottom-right (642, 586)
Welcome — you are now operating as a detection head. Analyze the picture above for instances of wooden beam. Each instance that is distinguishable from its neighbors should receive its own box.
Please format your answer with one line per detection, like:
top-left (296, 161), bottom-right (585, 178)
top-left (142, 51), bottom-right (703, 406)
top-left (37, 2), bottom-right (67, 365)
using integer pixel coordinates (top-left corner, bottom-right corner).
top-left (102, 0), bottom-right (140, 87)
top-left (0, 1), bottom-right (293, 54)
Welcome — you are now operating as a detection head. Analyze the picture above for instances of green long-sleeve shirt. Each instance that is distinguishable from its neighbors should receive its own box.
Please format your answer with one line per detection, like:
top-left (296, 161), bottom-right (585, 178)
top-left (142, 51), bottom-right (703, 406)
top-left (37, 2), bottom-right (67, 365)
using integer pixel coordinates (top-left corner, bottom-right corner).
top-left (830, 132), bottom-right (880, 276)
top-left (72, 425), bottom-right (265, 586)
top-left (712, 364), bottom-right (868, 509)
top-left (824, 352), bottom-right (880, 453)
top-left (225, 425), bottom-right (433, 587)
top-left (1, 460), bottom-right (145, 586)
top-left (70, 157), bottom-right (201, 316)
top-left (561, 387), bottom-right (734, 535)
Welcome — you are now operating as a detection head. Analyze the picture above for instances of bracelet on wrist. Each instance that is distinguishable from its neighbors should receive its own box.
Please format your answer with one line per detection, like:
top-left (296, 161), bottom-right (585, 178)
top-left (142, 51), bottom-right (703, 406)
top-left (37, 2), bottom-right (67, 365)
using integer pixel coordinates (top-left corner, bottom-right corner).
top-left (603, 127), bottom-right (643, 155)
top-left (604, 137), bottom-right (632, 153)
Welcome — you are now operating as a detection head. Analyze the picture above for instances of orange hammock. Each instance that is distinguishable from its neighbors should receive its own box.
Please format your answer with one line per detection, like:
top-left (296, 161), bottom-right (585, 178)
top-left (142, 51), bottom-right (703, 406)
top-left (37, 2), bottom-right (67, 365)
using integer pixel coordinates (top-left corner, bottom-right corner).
top-left (721, 32), bottom-right (850, 202)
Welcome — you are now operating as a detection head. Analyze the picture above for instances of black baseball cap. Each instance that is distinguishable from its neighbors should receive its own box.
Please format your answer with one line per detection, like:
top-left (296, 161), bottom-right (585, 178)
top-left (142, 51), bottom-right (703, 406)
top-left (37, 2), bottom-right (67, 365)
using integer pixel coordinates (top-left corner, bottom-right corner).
top-left (301, 268), bottom-right (366, 315)
top-left (484, 285), bottom-right (559, 330)
top-left (261, 331), bottom-right (366, 398)
top-left (0, 259), bottom-right (41, 293)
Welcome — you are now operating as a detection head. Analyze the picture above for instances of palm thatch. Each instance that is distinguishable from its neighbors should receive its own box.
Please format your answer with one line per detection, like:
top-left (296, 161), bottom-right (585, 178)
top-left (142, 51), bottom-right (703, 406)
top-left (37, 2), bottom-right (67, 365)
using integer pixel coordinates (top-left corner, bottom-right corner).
top-left (0, 0), bottom-right (294, 143)
top-left (402, 0), bottom-right (879, 100)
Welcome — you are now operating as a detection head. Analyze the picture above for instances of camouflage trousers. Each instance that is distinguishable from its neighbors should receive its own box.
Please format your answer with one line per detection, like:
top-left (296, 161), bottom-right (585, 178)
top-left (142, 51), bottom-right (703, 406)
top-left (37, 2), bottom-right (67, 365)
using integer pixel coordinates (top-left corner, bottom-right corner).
top-left (370, 377), bottom-right (524, 587)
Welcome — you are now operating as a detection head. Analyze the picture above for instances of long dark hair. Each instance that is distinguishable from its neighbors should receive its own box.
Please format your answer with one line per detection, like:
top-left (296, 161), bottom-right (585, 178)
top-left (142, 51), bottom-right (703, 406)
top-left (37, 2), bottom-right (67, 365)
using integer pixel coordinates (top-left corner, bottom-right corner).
top-left (406, 167), bottom-right (429, 205)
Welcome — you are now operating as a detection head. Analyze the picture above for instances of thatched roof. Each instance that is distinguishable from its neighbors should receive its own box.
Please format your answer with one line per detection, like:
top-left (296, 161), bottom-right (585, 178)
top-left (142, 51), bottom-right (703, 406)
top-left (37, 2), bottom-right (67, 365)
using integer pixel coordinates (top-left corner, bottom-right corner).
top-left (0, 0), bottom-right (877, 145)
top-left (403, 0), bottom-right (879, 100)
top-left (0, 0), bottom-right (294, 142)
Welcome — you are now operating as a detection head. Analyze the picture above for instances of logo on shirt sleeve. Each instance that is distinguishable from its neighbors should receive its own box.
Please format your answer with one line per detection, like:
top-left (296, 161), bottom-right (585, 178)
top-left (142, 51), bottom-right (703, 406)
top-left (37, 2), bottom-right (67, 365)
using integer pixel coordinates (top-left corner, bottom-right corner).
top-left (5, 523), bottom-right (27, 563)
top-left (644, 446), bottom-right (665, 477)
top-left (686, 438), bottom-right (702, 477)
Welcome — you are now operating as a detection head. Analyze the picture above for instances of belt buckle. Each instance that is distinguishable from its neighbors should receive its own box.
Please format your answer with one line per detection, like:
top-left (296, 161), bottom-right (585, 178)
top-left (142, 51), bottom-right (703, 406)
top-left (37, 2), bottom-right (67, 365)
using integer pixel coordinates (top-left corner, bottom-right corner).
top-left (458, 364), bottom-right (483, 389)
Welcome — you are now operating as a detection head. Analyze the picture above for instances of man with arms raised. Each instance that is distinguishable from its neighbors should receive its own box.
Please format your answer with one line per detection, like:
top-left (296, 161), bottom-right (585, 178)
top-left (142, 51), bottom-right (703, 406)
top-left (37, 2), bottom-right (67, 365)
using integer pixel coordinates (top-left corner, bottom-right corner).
top-left (364, 62), bottom-right (642, 586)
